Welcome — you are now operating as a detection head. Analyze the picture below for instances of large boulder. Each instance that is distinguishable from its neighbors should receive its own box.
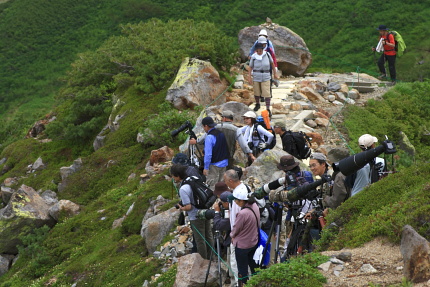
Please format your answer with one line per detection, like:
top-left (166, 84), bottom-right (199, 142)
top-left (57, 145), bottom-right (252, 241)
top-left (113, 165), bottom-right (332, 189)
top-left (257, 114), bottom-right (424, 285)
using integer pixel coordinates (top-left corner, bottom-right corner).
top-left (238, 22), bottom-right (312, 76)
top-left (149, 146), bottom-right (174, 166)
top-left (140, 207), bottom-right (180, 253)
top-left (400, 225), bottom-right (430, 283)
top-left (48, 200), bottom-right (80, 221)
top-left (173, 253), bottom-right (224, 287)
top-left (0, 185), bottom-right (56, 254)
top-left (166, 57), bottom-right (227, 110)
top-left (0, 255), bottom-right (11, 276)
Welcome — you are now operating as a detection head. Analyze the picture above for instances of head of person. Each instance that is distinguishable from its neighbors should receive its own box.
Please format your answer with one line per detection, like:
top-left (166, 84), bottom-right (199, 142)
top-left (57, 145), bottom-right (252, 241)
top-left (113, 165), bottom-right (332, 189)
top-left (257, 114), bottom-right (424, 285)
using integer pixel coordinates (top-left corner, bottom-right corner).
top-left (273, 121), bottom-right (286, 135)
top-left (377, 25), bottom-right (388, 36)
top-left (258, 36), bottom-right (268, 49)
top-left (358, 134), bottom-right (378, 151)
top-left (221, 110), bottom-right (234, 122)
top-left (309, 153), bottom-right (329, 176)
top-left (201, 116), bottom-right (216, 132)
top-left (230, 184), bottom-right (249, 208)
top-left (242, 111), bottom-right (257, 126)
top-left (214, 182), bottom-right (230, 198)
top-left (277, 155), bottom-right (300, 174)
top-left (255, 43), bottom-right (264, 55)
top-left (172, 153), bottom-right (190, 166)
top-left (223, 169), bottom-right (241, 189)
top-left (219, 191), bottom-right (232, 209)
top-left (170, 164), bottom-right (188, 182)
top-left (259, 29), bottom-right (268, 38)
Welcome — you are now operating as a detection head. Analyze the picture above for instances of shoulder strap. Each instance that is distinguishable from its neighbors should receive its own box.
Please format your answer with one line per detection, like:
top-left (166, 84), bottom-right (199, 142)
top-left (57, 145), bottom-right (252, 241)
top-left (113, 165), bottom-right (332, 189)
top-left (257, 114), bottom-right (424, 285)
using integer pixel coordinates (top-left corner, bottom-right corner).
top-left (253, 124), bottom-right (264, 142)
top-left (243, 206), bottom-right (259, 232)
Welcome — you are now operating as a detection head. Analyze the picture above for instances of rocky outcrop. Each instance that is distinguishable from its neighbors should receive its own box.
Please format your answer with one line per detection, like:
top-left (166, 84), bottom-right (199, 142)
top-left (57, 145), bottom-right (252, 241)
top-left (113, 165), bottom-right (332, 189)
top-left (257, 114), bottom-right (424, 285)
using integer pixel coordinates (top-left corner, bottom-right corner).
top-left (166, 57), bottom-right (227, 110)
top-left (141, 207), bottom-right (180, 253)
top-left (400, 225), bottom-right (430, 283)
top-left (48, 200), bottom-right (80, 221)
top-left (58, 158), bottom-right (83, 192)
top-left (238, 22), bottom-right (312, 76)
top-left (173, 253), bottom-right (224, 287)
top-left (149, 146), bottom-right (174, 166)
top-left (0, 185), bottom-right (56, 254)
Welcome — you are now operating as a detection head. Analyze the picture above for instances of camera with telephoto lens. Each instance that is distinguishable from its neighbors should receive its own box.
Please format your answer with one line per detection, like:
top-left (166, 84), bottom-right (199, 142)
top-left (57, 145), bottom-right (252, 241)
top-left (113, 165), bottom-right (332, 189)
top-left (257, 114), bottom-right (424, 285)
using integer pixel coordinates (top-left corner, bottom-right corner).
top-left (285, 171), bottom-right (297, 186)
top-left (171, 121), bottom-right (197, 139)
top-left (197, 202), bottom-right (226, 220)
top-left (175, 201), bottom-right (184, 209)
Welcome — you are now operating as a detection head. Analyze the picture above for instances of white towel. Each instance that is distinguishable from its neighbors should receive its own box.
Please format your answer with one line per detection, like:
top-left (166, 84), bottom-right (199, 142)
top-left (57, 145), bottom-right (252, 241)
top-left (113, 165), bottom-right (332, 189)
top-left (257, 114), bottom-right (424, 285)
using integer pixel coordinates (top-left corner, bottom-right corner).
top-left (376, 38), bottom-right (384, 53)
top-left (253, 245), bottom-right (264, 264)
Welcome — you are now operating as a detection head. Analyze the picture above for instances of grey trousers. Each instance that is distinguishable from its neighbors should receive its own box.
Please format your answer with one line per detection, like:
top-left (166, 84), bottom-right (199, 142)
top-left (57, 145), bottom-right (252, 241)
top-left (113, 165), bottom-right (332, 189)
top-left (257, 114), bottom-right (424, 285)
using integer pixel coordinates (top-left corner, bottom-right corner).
top-left (190, 218), bottom-right (214, 260)
top-left (206, 165), bottom-right (226, 190)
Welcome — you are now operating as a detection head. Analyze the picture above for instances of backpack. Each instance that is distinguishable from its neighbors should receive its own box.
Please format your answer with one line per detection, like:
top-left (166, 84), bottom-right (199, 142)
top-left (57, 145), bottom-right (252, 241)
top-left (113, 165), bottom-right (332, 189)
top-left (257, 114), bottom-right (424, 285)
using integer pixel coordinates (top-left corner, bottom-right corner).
top-left (388, 31), bottom-right (406, 57)
top-left (254, 116), bottom-right (276, 149)
top-left (281, 131), bottom-right (312, 159)
top-left (181, 176), bottom-right (216, 209)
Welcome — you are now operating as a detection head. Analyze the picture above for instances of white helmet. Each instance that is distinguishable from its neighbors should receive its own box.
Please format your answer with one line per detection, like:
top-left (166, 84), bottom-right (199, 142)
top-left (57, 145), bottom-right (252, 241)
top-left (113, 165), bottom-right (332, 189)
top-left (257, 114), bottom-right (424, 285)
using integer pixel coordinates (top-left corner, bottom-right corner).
top-left (232, 184), bottom-right (249, 200)
top-left (259, 29), bottom-right (268, 37)
top-left (243, 111), bottom-right (257, 118)
top-left (258, 36), bottom-right (267, 44)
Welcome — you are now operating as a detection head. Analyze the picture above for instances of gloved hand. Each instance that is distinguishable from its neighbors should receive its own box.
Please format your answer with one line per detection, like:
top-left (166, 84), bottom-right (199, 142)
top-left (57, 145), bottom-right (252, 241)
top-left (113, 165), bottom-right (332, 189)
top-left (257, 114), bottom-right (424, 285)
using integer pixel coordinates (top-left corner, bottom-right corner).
top-left (258, 142), bottom-right (267, 149)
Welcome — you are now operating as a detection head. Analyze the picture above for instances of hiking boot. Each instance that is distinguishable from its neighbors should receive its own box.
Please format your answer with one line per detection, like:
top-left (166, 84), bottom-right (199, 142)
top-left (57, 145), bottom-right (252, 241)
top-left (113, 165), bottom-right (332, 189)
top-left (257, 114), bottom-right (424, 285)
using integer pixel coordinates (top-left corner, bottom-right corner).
top-left (253, 103), bottom-right (260, 111)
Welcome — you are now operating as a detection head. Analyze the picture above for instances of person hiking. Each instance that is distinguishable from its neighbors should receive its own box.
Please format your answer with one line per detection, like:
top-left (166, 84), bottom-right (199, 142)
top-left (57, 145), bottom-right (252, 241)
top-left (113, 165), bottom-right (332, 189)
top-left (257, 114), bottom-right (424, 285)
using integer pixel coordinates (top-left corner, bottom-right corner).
top-left (372, 25), bottom-right (397, 83)
top-left (257, 36), bottom-right (280, 88)
top-left (190, 110), bottom-right (256, 168)
top-left (248, 43), bottom-right (278, 113)
top-left (239, 111), bottom-right (274, 162)
top-left (248, 29), bottom-right (275, 58)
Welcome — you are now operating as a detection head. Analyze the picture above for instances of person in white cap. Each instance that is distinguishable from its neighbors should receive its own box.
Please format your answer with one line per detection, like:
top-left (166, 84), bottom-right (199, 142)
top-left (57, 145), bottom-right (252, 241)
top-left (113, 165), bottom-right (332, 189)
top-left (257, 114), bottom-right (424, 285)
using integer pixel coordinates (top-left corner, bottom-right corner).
top-left (350, 134), bottom-right (385, 196)
top-left (239, 111), bottom-right (274, 162)
top-left (248, 29), bottom-right (275, 58)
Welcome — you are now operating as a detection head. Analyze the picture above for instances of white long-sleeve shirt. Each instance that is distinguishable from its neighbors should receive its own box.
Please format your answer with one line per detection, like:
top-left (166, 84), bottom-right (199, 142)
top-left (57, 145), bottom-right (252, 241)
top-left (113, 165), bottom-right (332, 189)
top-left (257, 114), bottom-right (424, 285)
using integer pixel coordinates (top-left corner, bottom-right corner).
top-left (240, 124), bottom-right (274, 148)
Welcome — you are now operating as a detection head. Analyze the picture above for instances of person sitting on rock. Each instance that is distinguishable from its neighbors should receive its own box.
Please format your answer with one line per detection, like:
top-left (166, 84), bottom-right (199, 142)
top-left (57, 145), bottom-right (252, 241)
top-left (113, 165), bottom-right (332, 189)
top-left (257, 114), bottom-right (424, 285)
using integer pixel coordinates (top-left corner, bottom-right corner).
top-left (239, 111), bottom-right (274, 162)
top-left (248, 29), bottom-right (275, 58)
top-left (170, 164), bottom-right (214, 260)
top-left (190, 110), bottom-right (256, 168)
top-left (248, 42), bottom-right (278, 113)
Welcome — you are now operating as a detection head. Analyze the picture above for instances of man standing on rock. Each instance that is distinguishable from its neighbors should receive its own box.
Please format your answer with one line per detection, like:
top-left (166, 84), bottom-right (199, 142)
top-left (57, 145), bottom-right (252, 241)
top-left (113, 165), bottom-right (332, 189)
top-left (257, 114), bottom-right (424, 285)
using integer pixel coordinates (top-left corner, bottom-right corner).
top-left (190, 111), bottom-right (256, 169)
top-left (372, 25), bottom-right (397, 83)
top-left (198, 116), bottom-right (229, 190)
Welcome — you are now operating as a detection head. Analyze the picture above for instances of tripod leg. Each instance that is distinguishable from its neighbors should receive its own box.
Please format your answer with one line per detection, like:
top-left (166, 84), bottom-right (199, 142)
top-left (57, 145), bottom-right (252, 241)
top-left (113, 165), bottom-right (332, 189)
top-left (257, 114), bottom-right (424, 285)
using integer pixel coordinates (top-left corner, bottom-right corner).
top-left (274, 205), bottom-right (283, 263)
top-left (215, 231), bottom-right (222, 287)
top-left (204, 248), bottom-right (214, 287)
top-left (260, 208), bottom-right (278, 268)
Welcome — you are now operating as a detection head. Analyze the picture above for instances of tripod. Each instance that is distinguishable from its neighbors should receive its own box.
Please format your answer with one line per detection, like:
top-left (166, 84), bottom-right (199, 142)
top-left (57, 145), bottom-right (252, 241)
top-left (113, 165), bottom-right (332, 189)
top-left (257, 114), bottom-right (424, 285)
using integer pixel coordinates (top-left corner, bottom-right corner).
top-left (204, 230), bottom-right (222, 287)
top-left (260, 203), bottom-right (283, 267)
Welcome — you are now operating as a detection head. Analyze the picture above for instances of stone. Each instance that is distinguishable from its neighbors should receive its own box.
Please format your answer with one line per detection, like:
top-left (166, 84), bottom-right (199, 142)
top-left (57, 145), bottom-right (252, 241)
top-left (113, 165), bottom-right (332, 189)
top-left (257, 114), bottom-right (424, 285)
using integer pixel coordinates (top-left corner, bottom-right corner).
top-left (244, 150), bottom-right (289, 189)
top-left (314, 111), bottom-right (329, 120)
top-left (166, 57), bottom-right (227, 110)
top-left (333, 100), bottom-right (344, 106)
top-left (127, 173), bottom-right (136, 182)
top-left (293, 110), bottom-right (314, 121)
top-left (226, 89), bottom-right (252, 106)
top-left (0, 255), bottom-right (11, 276)
top-left (290, 103), bottom-right (302, 111)
top-left (335, 92), bottom-right (347, 102)
top-left (26, 120), bottom-right (46, 138)
top-left (340, 83), bottom-right (349, 94)
top-left (272, 103), bottom-right (289, 115)
top-left (3, 178), bottom-right (17, 187)
top-left (330, 258), bottom-right (345, 265)
top-left (126, 202), bottom-right (135, 216)
top-left (327, 148), bottom-right (350, 163)
top-left (306, 132), bottom-right (324, 147)
top-left (236, 75), bottom-right (244, 82)
top-left (93, 135), bottom-right (105, 151)
top-left (360, 264), bottom-right (377, 273)
top-left (141, 207), bottom-right (180, 253)
top-left (398, 131), bottom-right (416, 157)
top-left (333, 265), bottom-right (344, 271)
top-left (173, 253), bottom-right (225, 287)
top-left (0, 158), bottom-right (6, 165)
top-left (32, 157), bottom-right (45, 171)
top-left (112, 216), bottom-right (126, 229)
top-left (334, 270), bottom-right (340, 277)
top-left (293, 92), bottom-right (306, 100)
top-left (59, 158), bottom-right (83, 181)
top-left (305, 119), bottom-right (318, 128)
top-left (0, 185), bottom-right (56, 254)
top-left (299, 87), bottom-right (325, 103)
top-left (137, 132), bottom-right (144, 143)
top-left (233, 81), bottom-right (244, 89)
top-left (348, 89), bottom-right (360, 100)
top-left (41, 190), bottom-right (58, 206)
top-left (1, 186), bottom-right (15, 204)
top-left (345, 98), bottom-right (356, 105)
top-left (149, 146), bottom-right (174, 166)
top-left (327, 82), bottom-right (341, 92)
top-left (219, 101), bottom-right (252, 124)
top-left (328, 94), bottom-right (336, 102)
top-left (400, 225), bottom-right (430, 283)
top-left (315, 118), bottom-right (329, 127)
top-left (238, 23), bottom-right (312, 76)
top-left (48, 200), bottom-right (80, 221)
top-left (318, 261), bottom-right (331, 272)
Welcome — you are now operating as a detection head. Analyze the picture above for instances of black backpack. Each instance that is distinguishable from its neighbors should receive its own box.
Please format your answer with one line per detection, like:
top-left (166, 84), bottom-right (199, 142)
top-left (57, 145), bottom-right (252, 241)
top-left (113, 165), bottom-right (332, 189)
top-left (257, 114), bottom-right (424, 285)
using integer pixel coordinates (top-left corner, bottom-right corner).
top-left (281, 131), bottom-right (311, 159)
top-left (253, 122), bottom-right (276, 149)
top-left (181, 176), bottom-right (216, 209)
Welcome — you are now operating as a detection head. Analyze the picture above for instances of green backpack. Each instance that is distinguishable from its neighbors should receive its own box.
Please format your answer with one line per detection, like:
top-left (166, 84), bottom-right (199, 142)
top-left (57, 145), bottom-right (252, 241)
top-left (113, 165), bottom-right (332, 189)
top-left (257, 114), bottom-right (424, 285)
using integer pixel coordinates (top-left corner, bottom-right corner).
top-left (388, 30), bottom-right (406, 57)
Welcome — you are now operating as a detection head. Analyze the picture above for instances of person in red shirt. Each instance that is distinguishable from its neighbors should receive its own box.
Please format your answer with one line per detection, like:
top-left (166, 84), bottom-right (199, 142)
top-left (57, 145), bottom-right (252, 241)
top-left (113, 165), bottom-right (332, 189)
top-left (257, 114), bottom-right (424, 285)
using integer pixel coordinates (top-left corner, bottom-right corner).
top-left (373, 25), bottom-right (396, 83)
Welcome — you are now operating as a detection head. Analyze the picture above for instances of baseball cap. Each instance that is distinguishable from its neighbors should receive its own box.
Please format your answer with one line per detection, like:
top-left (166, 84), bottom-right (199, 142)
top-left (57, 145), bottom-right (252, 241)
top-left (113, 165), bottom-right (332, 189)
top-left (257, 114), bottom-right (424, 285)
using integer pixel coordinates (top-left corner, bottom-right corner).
top-left (201, 116), bottom-right (216, 127)
top-left (358, 134), bottom-right (378, 148)
top-left (219, 191), bottom-right (232, 203)
top-left (277, 155), bottom-right (299, 171)
top-left (310, 153), bottom-right (327, 162)
top-left (214, 182), bottom-right (230, 197)
top-left (243, 111), bottom-right (257, 118)
top-left (274, 121), bottom-right (286, 129)
top-left (221, 110), bottom-right (234, 119)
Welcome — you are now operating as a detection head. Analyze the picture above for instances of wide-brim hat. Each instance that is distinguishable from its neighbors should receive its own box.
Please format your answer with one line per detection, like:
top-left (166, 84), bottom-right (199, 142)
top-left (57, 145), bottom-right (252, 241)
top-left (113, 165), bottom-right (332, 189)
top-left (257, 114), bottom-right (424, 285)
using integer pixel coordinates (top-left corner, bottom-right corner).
top-left (376, 25), bottom-right (388, 30)
top-left (277, 155), bottom-right (300, 171)
top-left (214, 182), bottom-right (230, 197)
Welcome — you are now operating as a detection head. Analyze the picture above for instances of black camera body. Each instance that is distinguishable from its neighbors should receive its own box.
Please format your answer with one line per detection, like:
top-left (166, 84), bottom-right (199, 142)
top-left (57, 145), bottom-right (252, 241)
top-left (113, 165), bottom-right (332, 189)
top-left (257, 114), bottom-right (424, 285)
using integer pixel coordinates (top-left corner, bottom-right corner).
top-left (175, 201), bottom-right (184, 209)
top-left (171, 121), bottom-right (197, 140)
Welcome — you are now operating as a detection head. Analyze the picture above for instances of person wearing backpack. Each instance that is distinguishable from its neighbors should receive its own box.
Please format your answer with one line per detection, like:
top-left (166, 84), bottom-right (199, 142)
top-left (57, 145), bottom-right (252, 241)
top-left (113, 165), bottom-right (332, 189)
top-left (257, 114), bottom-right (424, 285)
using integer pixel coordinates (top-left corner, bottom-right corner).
top-left (273, 121), bottom-right (312, 160)
top-left (248, 42), bottom-right (278, 114)
top-left (372, 25), bottom-right (397, 83)
top-left (240, 111), bottom-right (274, 162)
top-left (248, 29), bottom-right (276, 59)
top-left (170, 164), bottom-right (214, 260)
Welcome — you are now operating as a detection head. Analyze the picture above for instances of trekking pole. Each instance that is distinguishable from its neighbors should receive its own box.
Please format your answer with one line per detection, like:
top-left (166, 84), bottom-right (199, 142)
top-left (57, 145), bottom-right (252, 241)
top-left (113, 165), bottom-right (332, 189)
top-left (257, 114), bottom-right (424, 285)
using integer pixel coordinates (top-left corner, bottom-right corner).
top-left (273, 204), bottom-right (283, 264)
